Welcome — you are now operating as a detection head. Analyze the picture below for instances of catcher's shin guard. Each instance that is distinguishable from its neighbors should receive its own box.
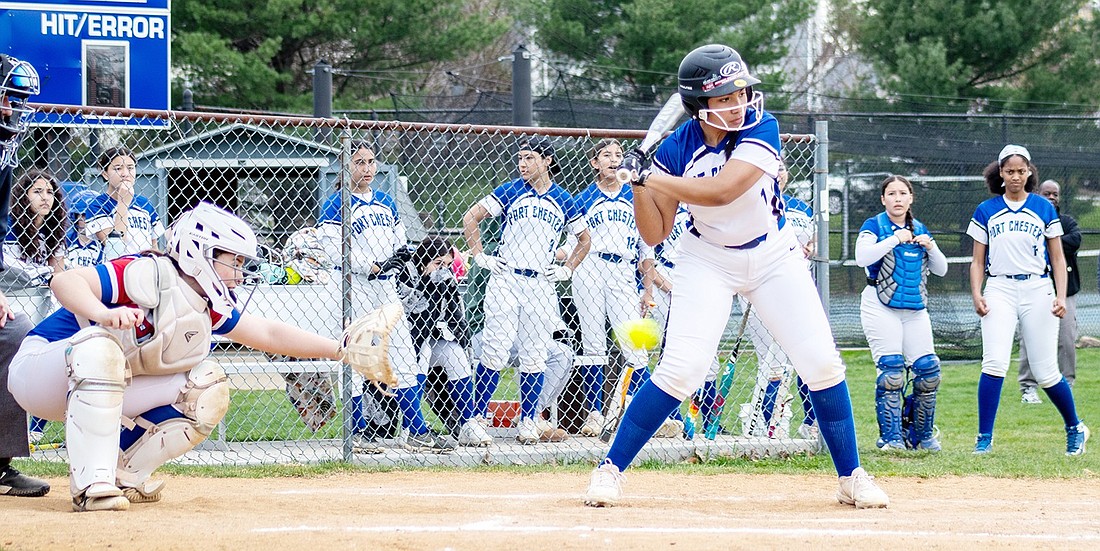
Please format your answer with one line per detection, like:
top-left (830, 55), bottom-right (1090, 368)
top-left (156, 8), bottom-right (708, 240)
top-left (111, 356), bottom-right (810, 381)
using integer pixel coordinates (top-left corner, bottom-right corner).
top-left (907, 354), bottom-right (940, 447)
top-left (65, 328), bottom-right (127, 496)
top-left (116, 361), bottom-right (229, 489)
top-left (874, 354), bottom-right (906, 447)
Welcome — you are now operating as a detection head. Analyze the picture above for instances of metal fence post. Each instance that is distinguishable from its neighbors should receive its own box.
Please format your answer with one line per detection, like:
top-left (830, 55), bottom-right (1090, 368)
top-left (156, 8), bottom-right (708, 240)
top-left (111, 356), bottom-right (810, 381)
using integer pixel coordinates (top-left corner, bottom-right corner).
top-left (511, 44), bottom-right (532, 127)
top-left (814, 120), bottom-right (830, 313)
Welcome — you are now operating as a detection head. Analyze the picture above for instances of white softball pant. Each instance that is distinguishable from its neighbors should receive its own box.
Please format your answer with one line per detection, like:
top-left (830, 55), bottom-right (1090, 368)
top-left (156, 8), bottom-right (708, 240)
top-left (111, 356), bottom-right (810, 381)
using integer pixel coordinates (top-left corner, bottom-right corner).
top-left (351, 275), bottom-right (422, 389)
top-left (419, 339), bottom-right (473, 380)
top-left (650, 230), bottom-right (845, 401)
top-left (481, 270), bottom-right (556, 374)
top-left (573, 255), bottom-right (647, 368)
top-left (979, 276), bottom-right (1061, 387)
top-left (470, 331), bottom-right (574, 409)
top-left (650, 272), bottom-right (719, 382)
top-left (859, 286), bottom-right (936, 364)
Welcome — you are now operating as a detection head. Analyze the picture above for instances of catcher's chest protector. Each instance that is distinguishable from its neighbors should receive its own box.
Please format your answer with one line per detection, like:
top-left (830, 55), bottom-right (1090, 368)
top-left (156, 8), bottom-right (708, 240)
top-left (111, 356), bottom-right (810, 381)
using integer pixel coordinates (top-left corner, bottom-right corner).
top-left (100, 256), bottom-right (213, 376)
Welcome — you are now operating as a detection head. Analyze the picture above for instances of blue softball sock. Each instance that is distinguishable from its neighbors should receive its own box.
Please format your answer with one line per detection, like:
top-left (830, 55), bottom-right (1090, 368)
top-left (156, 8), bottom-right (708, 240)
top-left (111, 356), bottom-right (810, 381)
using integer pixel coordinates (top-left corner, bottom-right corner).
top-left (807, 381), bottom-right (860, 477)
top-left (605, 380), bottom-right (682, 470)
top-left (977, 373), bottom-right (1004, 435)
top-left (473, 363), bottom-right (501, 417)
top-left (583, 364), bottom-right (605, 412)
top-left (396, 381), bottom-right (430, 435)
top-left (349, 395), bottom-right (367, 432)
top-left (519, 371), bottom-right (545, 420)
top-left (761, 379), bottom-right (781, 426)
top-left (448, 376), bottom-right (477, 423)
top-left (1042, 378), bottom-right (1080, 427)
top-left (797, 376), bottom-right (816, 426)
top-left (28, 416), bottom-right (46, 434)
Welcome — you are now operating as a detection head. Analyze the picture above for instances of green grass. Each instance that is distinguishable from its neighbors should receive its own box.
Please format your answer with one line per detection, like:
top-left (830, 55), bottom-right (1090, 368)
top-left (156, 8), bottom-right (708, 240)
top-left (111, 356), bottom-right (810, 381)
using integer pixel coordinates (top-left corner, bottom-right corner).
top-left (15, 350), bottom-right (1099, 480)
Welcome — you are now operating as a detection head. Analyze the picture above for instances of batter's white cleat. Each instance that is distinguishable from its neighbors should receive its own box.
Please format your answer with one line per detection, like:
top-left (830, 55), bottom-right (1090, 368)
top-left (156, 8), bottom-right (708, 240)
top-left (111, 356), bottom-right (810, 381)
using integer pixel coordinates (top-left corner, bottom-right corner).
top-left (580, 410), bottom-right (604, 437)
top-left (120, 479), bottom-right (166, 503)
top-left (837, 467), bottom-right (889, 509)
top-left (72, 482), bottom-right (130, 512)
top-left (457, 419), bottom-right (493, 447)
top-left (516, 417), bottom-right (541, 445)
top-left (584, 459), bottom-right (624, 507)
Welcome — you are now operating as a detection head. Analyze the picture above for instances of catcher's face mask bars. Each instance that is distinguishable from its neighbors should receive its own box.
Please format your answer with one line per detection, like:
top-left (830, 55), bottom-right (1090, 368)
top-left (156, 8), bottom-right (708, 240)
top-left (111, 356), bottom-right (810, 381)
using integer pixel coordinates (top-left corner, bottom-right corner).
top-left (214, 253), bottom-right (262, 314)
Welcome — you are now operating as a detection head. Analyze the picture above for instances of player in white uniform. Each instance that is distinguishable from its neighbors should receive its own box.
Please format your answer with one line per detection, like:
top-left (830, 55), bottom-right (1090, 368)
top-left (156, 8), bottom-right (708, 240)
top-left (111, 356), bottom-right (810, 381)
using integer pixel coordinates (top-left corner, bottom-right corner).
top-left (462, 135), bottom-right (591, 445)
top-left (7, 202), bottom-right (345, 511)
top-left (856, 175), bottom-right (948, 452)
top-left (85, 147), bottom-right (165, 259)
top-left (65, 189), bottom-right (105, 269)
top-left (567, 138), bottom-right (653, 436)
top-left (584, 44), bottom-right (888, 509)
top-left (967, 144), bottom-right (1088, 456)
top-left (739, 161), bottom-right (818, 439)
top-left (317, 141), bottom-right (453, 453)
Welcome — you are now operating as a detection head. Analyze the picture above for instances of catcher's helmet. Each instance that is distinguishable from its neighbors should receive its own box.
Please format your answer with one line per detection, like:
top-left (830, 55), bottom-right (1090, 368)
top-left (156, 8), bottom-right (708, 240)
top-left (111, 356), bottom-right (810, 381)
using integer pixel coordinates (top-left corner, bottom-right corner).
top-left (678, 44), bottom-right (763, 131)
top-left (0, 54), bottom-right (41, 168)
top-left (166, 202), bottom-right (260, 316)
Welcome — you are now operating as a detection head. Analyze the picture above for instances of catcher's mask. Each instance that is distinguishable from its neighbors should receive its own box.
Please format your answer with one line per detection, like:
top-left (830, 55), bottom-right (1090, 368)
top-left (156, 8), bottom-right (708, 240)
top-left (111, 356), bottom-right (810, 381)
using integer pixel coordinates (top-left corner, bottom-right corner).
top-left (166, 202), bottom-right (261, 316)
top-left (0, 54), bottom-right (40, 168)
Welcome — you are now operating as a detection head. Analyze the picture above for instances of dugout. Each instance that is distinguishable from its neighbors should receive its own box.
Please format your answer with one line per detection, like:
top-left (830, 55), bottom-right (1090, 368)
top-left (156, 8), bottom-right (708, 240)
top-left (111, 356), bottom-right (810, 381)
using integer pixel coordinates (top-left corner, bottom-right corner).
top-left (80, 124), bottom-right (427, 249)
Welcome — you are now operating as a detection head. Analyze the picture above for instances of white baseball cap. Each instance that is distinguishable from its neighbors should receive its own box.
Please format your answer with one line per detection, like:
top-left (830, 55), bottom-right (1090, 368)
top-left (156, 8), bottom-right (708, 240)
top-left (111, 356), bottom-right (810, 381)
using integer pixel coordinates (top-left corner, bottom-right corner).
top-left (998, 144), bottom-right (1031, 163)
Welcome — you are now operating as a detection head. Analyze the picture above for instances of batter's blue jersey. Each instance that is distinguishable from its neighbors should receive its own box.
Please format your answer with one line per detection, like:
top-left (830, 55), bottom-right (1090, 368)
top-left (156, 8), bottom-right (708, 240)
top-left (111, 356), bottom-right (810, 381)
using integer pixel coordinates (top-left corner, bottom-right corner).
top-left (574, 183), bottom-right (640, 262)
top-left (967, 194), bottom-right (1062, 277)
top-left (478, 179), bottom-right (586, 272)
top-left (652, 110), bottom-right (783, 247)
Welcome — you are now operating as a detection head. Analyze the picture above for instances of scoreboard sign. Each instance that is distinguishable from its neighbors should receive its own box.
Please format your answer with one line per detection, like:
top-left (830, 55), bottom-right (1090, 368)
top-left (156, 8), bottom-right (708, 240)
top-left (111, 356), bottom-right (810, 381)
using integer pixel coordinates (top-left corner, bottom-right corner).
top-left (0, 0), bottom-right (171, 126)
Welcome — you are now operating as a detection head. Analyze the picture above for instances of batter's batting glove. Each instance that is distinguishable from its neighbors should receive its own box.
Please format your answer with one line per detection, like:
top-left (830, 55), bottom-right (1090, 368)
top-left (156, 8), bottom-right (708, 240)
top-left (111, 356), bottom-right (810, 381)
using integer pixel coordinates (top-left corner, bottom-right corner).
top-left (617, 149), bottom-right (652, 186)
top-left (544, 264), bottom-right (573, 282)
top-left (473, 253), bottom-right (506, 275)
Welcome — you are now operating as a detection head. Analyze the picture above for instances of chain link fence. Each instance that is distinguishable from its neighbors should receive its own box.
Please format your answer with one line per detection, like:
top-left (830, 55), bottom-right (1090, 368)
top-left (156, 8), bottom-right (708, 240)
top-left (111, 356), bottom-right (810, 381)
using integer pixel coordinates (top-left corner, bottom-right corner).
top-left (14, 104), bottom-right (829, 467)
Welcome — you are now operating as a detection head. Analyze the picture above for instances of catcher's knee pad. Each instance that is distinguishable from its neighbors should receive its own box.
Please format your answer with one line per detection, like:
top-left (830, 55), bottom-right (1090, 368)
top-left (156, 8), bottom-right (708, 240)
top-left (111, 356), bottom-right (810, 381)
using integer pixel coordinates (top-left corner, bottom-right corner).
top-left (875, 354), bottom-right (906, 391)
top-left (911, 354), bottom-right (940, 394)
top-left (66, 327), bottom-right (127, 494)
top-left (116, 361), bottom-right (229, 488)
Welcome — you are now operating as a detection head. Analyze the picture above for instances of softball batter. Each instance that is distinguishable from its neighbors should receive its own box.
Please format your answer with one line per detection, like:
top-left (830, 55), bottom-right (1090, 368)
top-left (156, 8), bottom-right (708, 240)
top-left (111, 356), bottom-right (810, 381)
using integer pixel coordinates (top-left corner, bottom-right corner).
top-left (584, 44), bottom-right (888, 509)
top-left (857, 175), bottom-right (947, 451)
top-left (967, 144), bottom-right (1088, 456)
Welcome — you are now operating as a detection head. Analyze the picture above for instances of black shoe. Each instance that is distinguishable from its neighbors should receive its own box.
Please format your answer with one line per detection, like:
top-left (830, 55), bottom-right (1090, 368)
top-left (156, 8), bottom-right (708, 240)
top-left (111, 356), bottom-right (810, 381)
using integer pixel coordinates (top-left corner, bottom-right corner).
top-left (0, 466), bottom-right (50, 497)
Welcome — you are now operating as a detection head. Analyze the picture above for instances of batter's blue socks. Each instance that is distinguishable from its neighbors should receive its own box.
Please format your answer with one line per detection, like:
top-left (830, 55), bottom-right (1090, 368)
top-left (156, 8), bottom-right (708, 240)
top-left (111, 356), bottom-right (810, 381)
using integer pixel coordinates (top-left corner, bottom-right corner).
top-left (1042, 378), bottom-right (1080, 427)
top-left (807, 381), bottom-right (860, 477)
top-left (606, 380), bottom-right (682, 470)
top-left (519, 371), bottom-right (544, 419)
top-left (474, 363), bottom-right (500, 417)
top-left (448, 376), bottom-right (477, 423)
top-left (583, 364), bottom-right (605, 412)
top-left (977, 373), bottom-right (1004, 435)
top-left (396, 375), bottom-right (430, 435)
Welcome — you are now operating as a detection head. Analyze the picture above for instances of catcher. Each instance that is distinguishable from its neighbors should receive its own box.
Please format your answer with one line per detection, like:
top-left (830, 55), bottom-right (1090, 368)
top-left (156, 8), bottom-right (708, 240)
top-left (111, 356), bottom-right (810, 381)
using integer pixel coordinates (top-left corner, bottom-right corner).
top-left (6, 202), bottom-right (397, 512)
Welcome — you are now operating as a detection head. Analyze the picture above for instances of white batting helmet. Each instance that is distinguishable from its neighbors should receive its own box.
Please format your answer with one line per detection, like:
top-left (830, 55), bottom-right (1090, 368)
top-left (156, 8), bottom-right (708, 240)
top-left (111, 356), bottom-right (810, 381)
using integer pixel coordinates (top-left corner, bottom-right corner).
top-left (166, 202), bottom-right (259, 316)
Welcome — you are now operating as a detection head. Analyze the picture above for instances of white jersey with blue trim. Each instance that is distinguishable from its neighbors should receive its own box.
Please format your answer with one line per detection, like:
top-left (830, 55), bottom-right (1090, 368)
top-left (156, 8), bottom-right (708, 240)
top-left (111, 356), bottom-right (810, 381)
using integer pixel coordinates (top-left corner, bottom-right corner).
top-left (478, 178), bottom-right (586, 272)
top-left (966, 193), bottom-right (1062, 277)
top-left (84, 194), bottom-right (165, 252)
top-left (65, 227), bottom-right (104, 269)
top-left (574, 183), bottom-right (639, 261)
top-left (651, 110), bottom-right (783, 247)
top-left (783, 194), bottom-right (814, 247)
top-left (317, 189), bottom-right (406, 275)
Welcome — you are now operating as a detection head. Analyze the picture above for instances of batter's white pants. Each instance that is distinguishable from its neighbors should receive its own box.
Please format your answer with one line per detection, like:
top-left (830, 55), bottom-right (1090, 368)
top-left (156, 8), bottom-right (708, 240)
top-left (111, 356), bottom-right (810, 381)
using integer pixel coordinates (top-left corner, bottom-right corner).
top-left (859, 286), bottom-right (936, 364)
top-left (480, 270), bottom-right (557, 374)
top-left (650, 272), bottom-right (719, 382)
top-left (351, 275), bottom-right (422, 389)
top-left (650, 230), bottom-right (845, 401)
top-left (979, 276), bottom-right (1061, 387)
top-left (573, 255), bottom-right (648, 368)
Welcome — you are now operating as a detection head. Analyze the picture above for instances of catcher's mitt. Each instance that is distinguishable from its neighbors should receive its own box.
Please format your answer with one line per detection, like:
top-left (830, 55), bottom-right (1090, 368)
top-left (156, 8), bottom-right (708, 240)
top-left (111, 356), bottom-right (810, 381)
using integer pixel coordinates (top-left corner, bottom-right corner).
top-left (341, 302), bottom-right (403, 392)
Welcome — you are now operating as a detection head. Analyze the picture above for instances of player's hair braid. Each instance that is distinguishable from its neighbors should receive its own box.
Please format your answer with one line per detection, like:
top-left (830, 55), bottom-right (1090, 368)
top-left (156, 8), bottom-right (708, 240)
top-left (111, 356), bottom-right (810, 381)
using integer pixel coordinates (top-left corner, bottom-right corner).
top-left (880, 175), bottom-right (915, 230)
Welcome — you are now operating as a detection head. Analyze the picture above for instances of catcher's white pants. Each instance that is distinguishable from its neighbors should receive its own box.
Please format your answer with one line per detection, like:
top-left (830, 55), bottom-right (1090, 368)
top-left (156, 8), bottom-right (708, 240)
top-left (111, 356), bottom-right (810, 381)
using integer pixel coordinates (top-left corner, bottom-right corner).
top-left (351, 275), bottom-right (423, 389)
top-left (859, 286), bottom-right (936, 364)
top-left (650, 230), bottom-right (845, 401)
top-left (572, 256), bottom-right (648, 368)
top-left (419, 339), bottom-right (472, 380)
top-left (979, 276), bottom-right (1061, 387)
top-left (480, 271), bottom-right (556, 374)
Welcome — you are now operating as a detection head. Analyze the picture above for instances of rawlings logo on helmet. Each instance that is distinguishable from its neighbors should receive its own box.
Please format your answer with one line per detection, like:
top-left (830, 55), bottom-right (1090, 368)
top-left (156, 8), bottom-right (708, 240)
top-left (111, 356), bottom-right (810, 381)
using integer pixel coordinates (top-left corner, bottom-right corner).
top-left (720, 61), bottom-right (745, 77)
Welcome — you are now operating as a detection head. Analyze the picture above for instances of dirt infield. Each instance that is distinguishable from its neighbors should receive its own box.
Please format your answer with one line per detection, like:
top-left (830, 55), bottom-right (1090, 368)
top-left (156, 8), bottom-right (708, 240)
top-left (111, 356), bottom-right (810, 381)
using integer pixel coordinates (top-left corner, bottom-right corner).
top-left (3, 471), bottom-right (1098, 549)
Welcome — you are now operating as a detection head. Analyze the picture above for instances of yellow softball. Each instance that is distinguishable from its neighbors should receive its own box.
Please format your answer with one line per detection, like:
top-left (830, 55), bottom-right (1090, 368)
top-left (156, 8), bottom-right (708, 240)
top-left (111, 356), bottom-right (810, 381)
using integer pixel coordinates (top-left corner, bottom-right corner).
top-left (615, 318), bottom-right (661, 350)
